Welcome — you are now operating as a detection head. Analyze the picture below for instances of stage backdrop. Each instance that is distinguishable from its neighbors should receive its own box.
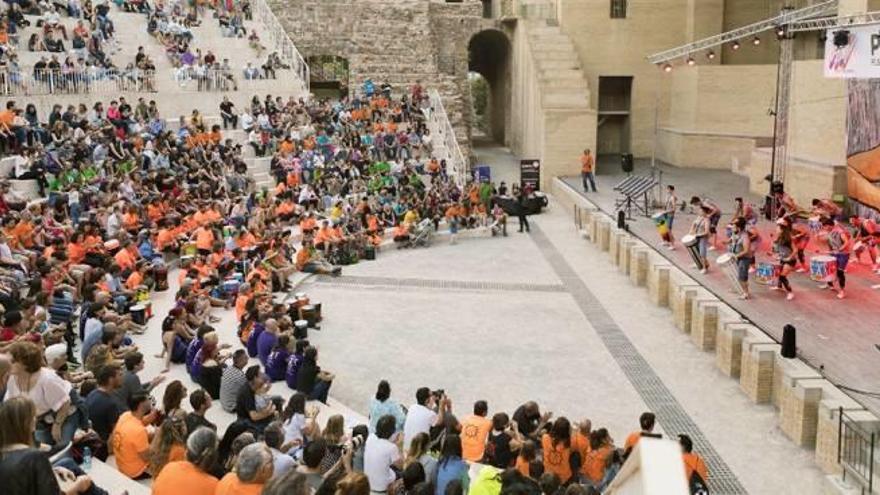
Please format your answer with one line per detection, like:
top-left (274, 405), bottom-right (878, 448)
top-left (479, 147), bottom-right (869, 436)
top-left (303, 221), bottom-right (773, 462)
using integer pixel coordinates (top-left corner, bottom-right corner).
top-left (846, 79), bottom-right (880, 218)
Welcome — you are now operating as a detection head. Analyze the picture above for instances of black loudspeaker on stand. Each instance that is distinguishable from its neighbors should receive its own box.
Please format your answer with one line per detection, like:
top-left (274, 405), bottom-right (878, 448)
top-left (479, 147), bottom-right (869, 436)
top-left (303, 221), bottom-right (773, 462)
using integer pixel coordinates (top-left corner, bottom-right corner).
top-left (781, 324), bottom-right (797, 359)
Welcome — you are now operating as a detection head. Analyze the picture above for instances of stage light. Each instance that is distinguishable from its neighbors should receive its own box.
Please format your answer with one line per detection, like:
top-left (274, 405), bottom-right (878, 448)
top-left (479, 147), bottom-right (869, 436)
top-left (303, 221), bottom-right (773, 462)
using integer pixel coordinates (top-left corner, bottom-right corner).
top-left (776, 25), bottom-right (786, 38)
top-left (731, 40), bottom-right (740, 50)
top-left (686, 56), bottom-right (695, 66)
top-left (706, 50), bottom-right (716, 60)
top-left (663, 63), bottom-right (673, 73)
top-left (752, 36), bottom-right (761, 46)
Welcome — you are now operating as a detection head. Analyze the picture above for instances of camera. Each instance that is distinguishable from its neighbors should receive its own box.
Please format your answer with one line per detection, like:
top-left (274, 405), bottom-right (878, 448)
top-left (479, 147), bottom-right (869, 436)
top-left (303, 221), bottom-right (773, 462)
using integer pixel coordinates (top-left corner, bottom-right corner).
top-left (431, 389), bottom-right (445, 399)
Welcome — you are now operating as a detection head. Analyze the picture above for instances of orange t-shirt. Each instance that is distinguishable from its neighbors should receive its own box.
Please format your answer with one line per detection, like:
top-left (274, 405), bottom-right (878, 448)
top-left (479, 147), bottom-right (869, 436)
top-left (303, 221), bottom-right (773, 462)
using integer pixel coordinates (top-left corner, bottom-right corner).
top-left (582, 445), bottom-right (612, 485)
top-left (68, 243), bottom-right (86, 264)
top-left (580, 154), bottom-right (594, 173)
top-left (572, 432), bottom-right (591, 476)
top-left (114, 248), bottom-right (136, 271)
top-left (235, 293), bottom-right (251, 320)
top-left (125, 271), bottom-right (144, 291)
top-left (295, 248), bottom-right (310, 271)
top-left (152, 461), bottom-right (218, 495)
top-left (157, 229), bottom-right (175, 250)
top-left (683, 453), bottom-right (709, 484)
top-left (111, 411), bottom-right (150, 478)
top-left (515, 455), bottom-right (530, 477)
top-left (624, 431), bottom-right (641, 454)
top-left (460, 415), bottom-right (492, 462)
top-left (196, 227), bottom-right (215, 250)
top-left (541, 433), bottom-right (573, 483)
top-left (215, 472), bottom-right (264, 495)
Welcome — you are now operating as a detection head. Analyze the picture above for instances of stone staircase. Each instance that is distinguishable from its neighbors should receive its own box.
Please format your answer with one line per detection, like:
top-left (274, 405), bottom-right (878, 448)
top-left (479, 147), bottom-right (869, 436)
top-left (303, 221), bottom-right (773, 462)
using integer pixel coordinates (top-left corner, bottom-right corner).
top-left (526, 23), bottom-right (591, 110)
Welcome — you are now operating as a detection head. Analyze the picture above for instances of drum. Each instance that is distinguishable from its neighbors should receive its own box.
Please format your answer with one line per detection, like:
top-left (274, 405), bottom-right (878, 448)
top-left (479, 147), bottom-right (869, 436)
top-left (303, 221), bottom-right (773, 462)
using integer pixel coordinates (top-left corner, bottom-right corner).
top-left (681, 234), bottom-right (705, 270)
top-left (154, 265), bottom-right (169, 291)
top-left (364, 245), bottom-right (376, 260)
top-left (854, 240), bottom-right (864, 252)
top-left (651, 212), bottom-right (669, 236)
top-left (232, 272), bottom-right (245, 283)
top-left (755, 262), bottom-right (781, 286)
top-left (180, 255), bottom-right (194, 267)
top-left (808, 216), bottom-right (821, 234)
top-left (143, 301), bottom-right (152, 319)
top-left (312, 301), bottom-right (322, 322)
top-left (294, 294), bottom-right (310, 310)
top-left (715, 253), bottom-right (746, 296)
top-left (129, 304), bottom-right (146, 326)
top-left (223, 279), bottom-right (241, 297)
top-left (810, 255), bottom-right (838, 282)
top-left (182, 242), bottom-right (198, 256)
top-left (136, 286), bottom-right (150, 302)
top-left (301, 304), bottom-right (318, 328)
top-left (294, 319), bottom-right (309, 339)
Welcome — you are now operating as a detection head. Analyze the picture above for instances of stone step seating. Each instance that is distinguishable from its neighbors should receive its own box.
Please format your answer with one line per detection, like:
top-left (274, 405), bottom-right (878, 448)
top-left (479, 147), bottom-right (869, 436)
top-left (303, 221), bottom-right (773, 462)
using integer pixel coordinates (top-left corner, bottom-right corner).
top-left (525, 23), bottom-right (591, 109)
top-left (89, 457), bottom-right (151, 495)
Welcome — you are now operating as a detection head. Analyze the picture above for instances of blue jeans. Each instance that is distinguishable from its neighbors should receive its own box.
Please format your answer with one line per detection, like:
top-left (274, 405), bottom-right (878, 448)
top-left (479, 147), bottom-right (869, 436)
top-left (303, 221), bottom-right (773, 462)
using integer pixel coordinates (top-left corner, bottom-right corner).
top-left (697, 236), bottom-right (709, 259)
top-left (308, 379), bottom-right (332, 404)
top-left (582, 172), bottom-right (597, 192)
top-left (54, 458), bottom-right (109, 495)
top-left (35, 409), bottom-right (83, 447)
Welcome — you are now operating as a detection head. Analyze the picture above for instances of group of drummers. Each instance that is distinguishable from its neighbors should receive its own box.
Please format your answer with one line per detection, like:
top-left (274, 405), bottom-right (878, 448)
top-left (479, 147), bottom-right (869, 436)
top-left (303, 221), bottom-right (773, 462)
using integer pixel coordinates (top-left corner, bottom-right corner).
top-left (653, 185), bottom-right (879, 300)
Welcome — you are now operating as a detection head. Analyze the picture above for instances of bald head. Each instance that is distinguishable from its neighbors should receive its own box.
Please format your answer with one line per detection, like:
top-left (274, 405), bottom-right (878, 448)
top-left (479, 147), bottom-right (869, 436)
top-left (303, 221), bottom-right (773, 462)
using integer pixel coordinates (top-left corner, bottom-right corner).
top-left (265, 318), bottom-right (278, 332)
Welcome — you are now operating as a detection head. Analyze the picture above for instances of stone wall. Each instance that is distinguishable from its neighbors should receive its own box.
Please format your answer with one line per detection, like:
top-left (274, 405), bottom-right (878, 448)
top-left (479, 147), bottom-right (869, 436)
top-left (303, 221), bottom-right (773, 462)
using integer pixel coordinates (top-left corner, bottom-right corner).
top-left (271, 0), bottom-right (481, 159)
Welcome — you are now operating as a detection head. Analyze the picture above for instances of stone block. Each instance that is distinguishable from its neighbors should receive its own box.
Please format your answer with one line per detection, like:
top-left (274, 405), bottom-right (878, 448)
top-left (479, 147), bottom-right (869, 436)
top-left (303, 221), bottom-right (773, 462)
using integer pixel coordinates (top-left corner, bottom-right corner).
top-left (628, 247), bottom-right (649, 287)
top-left (690, 298), bottom-right (721, 351)
top-left (647, 262), bottom-right (672, 307)
top-left (739, 342), bottom-right (780, 404)
top-left (597, 219), bottom-right (611, 251)
top-left (589, 215), bottom-right (600, 245)
top-left (780, 378), bottom-right (829, 448)
top-left (815, 395), bottom-right (869, 475)
top-left (608, 229), bottom-right (625, 266)
top-left (716, 322), bottom-right (753, 378)
top-left (618, 237), bottom-right (634, 275)
top-left (671, 284), bottom-right (705, 334)
top-left (773, 356), bottom-right (822, 409)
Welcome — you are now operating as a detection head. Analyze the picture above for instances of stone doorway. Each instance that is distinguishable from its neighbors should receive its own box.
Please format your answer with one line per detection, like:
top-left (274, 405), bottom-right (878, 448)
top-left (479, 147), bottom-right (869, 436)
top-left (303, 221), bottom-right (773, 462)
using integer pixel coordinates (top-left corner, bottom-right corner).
top-left (468, 29), bottom-right (511, 146)
top-left (306, 55), bottom-right (350, 98)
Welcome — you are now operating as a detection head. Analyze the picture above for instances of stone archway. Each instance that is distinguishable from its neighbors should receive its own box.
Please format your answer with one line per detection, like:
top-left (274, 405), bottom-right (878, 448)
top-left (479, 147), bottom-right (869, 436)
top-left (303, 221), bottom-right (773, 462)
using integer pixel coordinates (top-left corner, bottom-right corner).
top-left (305, 55), bottom-right (350, 98)
top-left (468, 29), bottom-right (511, 145)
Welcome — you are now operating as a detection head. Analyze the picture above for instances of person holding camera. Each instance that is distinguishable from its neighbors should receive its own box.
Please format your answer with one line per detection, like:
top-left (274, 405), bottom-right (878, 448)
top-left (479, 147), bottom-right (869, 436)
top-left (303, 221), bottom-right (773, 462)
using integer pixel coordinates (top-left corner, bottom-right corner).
top-left (402, 387), bottom-right (451, 450)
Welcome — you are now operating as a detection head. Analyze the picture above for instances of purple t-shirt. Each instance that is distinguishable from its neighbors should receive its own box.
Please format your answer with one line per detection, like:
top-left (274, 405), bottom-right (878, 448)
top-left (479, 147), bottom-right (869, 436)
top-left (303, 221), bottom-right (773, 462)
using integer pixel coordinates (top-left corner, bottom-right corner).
top-left (246, 323), bottom-right (264, 358)
top-left (285, 352), bottom-right (303, 389)
top-left (266, 349), bottom-right (290, 382)
top-left (186, 338), bottom-right (203, 374)
top-left (256, 330), bottom-right (278, 367)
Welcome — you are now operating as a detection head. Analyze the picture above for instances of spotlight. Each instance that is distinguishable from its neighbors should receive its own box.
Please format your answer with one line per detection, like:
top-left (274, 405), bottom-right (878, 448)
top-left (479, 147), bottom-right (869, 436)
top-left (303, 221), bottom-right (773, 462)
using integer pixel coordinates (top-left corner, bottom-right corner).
top-left (752, 36), bottom-right (761, 46)
top-left (776, 25), bottom-right (786, 39)
top-left (686, 56), bottom-right (696, 66)
top-left (706, 50), bottom-right (716, 60)
top-left (731, 40), bottom-right (740, 50)
top-left (663, 63), bottom-right (673, 73)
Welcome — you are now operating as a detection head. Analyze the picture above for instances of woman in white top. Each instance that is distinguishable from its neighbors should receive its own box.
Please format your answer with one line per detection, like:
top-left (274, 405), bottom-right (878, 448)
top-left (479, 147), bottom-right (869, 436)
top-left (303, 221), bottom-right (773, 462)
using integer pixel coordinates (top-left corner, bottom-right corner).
top-left (6, 342), bottom-right (84, 446)
top-left (280, 392), bottom-right (319, 454)
top-left (368, 380), bottom-right (406, 435)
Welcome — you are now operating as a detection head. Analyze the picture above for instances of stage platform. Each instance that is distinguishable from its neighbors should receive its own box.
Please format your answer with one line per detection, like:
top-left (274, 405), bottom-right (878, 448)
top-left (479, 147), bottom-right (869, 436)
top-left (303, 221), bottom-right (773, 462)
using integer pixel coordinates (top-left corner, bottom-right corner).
top-left (563, 158), bottom-right (880, 414)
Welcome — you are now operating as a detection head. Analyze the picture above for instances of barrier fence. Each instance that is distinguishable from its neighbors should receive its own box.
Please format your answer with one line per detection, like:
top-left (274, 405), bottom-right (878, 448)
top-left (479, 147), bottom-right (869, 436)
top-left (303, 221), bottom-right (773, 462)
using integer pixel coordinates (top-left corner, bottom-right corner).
top-left (426, 88), bottom-right (468, 190)
top-left (251, 0), bottom-right (310, 93)
top-left (839, 407), bottom-right (878, 493)
top-left (0, 68), bottom-right (157, 96)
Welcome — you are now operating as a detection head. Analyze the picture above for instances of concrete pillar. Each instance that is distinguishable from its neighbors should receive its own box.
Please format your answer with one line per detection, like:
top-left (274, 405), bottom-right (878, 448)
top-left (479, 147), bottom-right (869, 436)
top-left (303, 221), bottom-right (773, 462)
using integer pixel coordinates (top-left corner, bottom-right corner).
top-left (609, 229), bottom-right (625, 266)
top-left (716, 322), bottom-right (753, 378)
top-left (589, 215), bottom-right (600, 245)
top-left (647, 262), bottom-right (672, 307)
top-left (780, 378), bottom-right (831, 448)
top-left (628, 247), bottom-right (649, 287)
top-left (772, 357), bottom-right (822, 410)
top-left (618, 237), bottom-right (634, 275)
top-left (739, 327), bottom-right (779, 404)
top-left (815, 397), bottom-right (870, 474)
top-left (671, 284), bottom-right (704, 334)
top-left (690, 298), bottom-right (721, 351)
top-left (597, 219), bottom-right (611, 251)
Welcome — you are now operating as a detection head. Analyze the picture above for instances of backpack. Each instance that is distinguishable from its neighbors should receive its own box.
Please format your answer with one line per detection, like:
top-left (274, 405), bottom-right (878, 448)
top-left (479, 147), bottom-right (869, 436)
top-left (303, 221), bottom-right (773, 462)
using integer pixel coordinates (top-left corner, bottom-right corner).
top-left (689, 470), bottom-right (709, 495)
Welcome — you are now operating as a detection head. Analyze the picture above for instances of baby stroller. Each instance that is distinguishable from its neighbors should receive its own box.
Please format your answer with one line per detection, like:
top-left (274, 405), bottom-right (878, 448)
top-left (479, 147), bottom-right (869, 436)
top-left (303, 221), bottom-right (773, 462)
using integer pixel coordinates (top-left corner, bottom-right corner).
top-left (409, 219), bottom-right (433, 248)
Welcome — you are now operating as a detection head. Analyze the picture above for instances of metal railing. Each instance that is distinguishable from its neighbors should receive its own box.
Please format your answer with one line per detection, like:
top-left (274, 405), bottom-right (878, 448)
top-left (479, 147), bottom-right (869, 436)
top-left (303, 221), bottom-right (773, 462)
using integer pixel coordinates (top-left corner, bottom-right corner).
top-left (426, 88), bottom-right (468, 190)
top-left (838, 407), bottom-right (877, 493)
top-left (250, 0), bottom-right (310, 94)
top-left (0, 68), bottom-right (157, 96)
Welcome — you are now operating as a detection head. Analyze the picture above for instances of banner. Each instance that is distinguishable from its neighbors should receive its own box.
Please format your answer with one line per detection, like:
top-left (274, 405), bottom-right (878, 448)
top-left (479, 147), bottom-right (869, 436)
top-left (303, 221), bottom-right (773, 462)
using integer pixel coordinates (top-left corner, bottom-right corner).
top-left (846, 80), bottom-right (880, 218)
top-left (520, 159), bottom-right (541, 191)
top-left (825, 25), bottom-right (880, 79)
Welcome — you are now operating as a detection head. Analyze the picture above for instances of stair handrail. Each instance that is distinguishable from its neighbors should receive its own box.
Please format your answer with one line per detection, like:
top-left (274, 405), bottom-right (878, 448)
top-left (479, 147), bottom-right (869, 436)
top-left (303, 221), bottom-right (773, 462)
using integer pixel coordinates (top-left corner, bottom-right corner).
top-left (250, 0), bottom-right (310, 95)
top-left (427, 88), bottom-right (467, 190)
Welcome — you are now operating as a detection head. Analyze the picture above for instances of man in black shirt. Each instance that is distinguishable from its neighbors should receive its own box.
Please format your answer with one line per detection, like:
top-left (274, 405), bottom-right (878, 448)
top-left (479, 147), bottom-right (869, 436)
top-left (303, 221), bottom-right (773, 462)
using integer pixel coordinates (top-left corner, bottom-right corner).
top-left (186, 388), bottom-right (217, 433)
top-left (235, 365), bottom-right (276, 432)
top-left (85, 363), bottom-right (125, 441)
top-left (219, 96), bottom-right (237, 130)
top-left (512, 401), bottom-right (552, 441)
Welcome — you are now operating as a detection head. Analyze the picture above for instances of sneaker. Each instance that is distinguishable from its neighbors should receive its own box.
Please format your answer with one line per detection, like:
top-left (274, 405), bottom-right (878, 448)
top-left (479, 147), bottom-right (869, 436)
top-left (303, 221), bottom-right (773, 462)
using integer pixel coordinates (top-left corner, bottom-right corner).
top-left (795, 267), bottom-right (805, 273)
top-left (739, 294), bottom-right (750, 300)
top-left (667, 245), bottom-right (675, 251)
top-left (700, 268), bottom-right (707, 274)
top-left (837, 290), bottom-right (846, 299)
top-left (818, 284), bottom-right (831, 290)
top-left (786, 292), bottom-right (795, 301)
top-left (708, 246), bottom-right (716, 251)
top-left (691, 263), bottom-right (699, 269)
top-left (748, 267), bottom-right (756, 274)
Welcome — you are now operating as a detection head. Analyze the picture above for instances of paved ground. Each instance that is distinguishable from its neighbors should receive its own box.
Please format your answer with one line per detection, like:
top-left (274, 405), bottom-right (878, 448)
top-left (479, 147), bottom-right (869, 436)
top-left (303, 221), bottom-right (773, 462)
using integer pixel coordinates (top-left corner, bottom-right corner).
top-left (292, 143), bottom-right (826, 494)
top-left (563, 158), bottom-right (880, 414)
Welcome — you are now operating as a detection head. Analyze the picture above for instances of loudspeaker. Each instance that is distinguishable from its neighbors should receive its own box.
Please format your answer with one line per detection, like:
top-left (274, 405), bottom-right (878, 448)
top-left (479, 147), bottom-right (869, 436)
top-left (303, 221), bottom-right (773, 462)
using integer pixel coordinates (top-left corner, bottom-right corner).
top-left (833, 30), bottom-right (850, 48)
top-left (621, 153), bottom-right (634, 173)
top-left (781, 324), bottom-right (796, 358)
top-left (617, 210), bottom-right (626, 229)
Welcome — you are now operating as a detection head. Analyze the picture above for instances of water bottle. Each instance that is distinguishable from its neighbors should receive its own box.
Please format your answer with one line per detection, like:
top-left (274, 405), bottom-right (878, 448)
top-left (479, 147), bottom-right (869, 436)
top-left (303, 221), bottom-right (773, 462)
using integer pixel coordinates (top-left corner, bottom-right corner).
top-left (82, 446), bottom-right (92, 471)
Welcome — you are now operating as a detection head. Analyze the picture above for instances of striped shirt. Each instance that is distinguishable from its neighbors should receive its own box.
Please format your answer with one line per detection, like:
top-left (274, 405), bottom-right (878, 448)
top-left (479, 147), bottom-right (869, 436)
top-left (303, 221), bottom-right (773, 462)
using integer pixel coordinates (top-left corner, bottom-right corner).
top-left (219, 365), bottom-right (247, 413)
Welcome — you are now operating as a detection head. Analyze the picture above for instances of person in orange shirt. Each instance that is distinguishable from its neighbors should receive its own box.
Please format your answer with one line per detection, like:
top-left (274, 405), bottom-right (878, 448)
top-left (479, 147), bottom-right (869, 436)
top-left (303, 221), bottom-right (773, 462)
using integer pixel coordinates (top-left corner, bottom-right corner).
top-left (67, 232), bottom-right (87, 264)
top-left (580, 148), bottom-right (597, 192)
top-left (193, 205), bottom-right (211, 227)
top-left (461, 400), bottom-right (492, 462)
top-left (514, 440), bottom-right (536, 477)
top-left (581, 428), bottom-right (618, 491)
top-left (236, 229), bottom-right (259, 250)
top-left (295, 239), bottom-right (340, 275)
top-left (541, 417), bottom-right (575, 484)
top-left (111, 393), bottom-right (152, 479)
top-left (194, 225), bottom-right (216, 256)
top-left (623, 412), bottom-right (656, 459)
top-left (299, 212), bottom-right (317, 235)
top-left (148, 410), bottom-right (188, 477)
top-left (215, 443), bottom-right (273, 495)
top-left (679, 434), bottom-right (709, 488)
top-left (234, 283), bottom-right (253, 322)
top-left (314, 221), bottom-right (338, 253)
top-left (279, 137), bottom-right (295, 155)
top-left (571, 419), bottom-right (592, 473)
top-left (125, 261), bottom-right (148, 291)
top-left (114, 240), bottom-right (137, 272)
top-left (156, 222), bottom-right (180, 254)
top-left (152, 428), bottom-right (220, 495)
top-left (147, 200), bottom-right (164, 222)
top-left (392, 222), bottom-right (410, 248)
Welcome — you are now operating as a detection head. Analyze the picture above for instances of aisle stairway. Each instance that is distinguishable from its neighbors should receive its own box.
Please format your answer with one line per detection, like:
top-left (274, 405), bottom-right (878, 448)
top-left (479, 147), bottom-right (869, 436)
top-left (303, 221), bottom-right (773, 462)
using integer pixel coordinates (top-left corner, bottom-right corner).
top-left (526, 24), bottom-right (591, 109)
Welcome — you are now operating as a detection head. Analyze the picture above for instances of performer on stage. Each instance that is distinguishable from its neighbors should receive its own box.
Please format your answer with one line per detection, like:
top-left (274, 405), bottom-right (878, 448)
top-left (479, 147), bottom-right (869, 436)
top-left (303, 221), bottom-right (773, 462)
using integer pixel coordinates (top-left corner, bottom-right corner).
top-left (733, 197), bottom-right (758, 226)
top-left (791, 221), bottom-right (810, 274)
top-left (811, 198), bottom-right (843, 222)
top-left (663, 185), bottom-right (677, 250)
top-left (773, 189), bottom-right (799, 219)
top-left (729, 218), bottom-right (753, 300)
top-left (773, 221), bottom-right (797, 301)
top-left (690, 196), bottom-right (721, 251)
top-left (850, 216), bottom-right (880, 273)
top-left (689, 206), bottom-right (712, 274)
top-left (822, 218), bottom-right (852, 299)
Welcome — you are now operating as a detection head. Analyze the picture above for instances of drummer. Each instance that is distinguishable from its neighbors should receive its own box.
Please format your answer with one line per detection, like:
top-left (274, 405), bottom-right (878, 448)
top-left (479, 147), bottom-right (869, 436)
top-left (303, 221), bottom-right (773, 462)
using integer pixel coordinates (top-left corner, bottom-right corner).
top-left (811, 198), bottom-right (843, 222)
top-left (689, 196), bottom-right (722, 251)
top-left (688, 206), bottom-right (712, 274)
top-left (732, 197), bottom-right (758, 226)
top-left (773, 189), bottom-right (800, 220)
top-left (773, 221), bottom-right (797, 301)
top-left (822, 217), bottom-right (852, 299)
top-left (729, 218), bottom-right (753, 299)
top-left (662, 185), bottom-right (677, 250)
top-left (850, 216), bottom-right (880, 273)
